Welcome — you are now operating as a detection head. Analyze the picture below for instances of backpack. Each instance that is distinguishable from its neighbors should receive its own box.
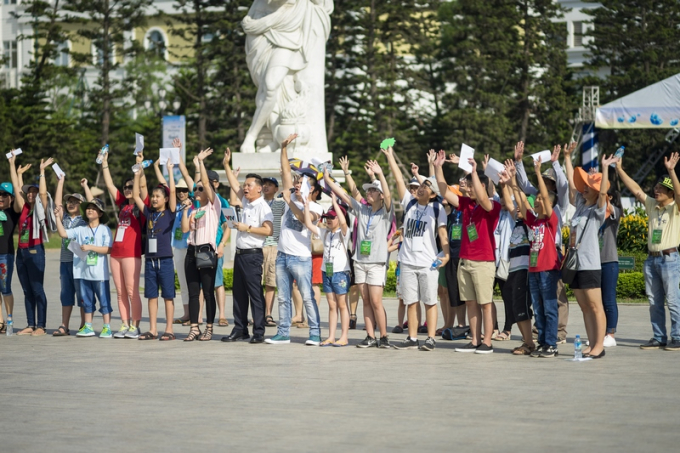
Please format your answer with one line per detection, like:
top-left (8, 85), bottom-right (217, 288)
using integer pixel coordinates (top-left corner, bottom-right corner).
top-left (402, 196), bottom-right (444, 252)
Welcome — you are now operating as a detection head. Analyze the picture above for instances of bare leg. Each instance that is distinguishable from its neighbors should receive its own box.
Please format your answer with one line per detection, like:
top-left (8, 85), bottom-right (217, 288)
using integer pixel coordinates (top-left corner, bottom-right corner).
top-left (425, 304), bottom-right (438, 338)
top-left (326, 292), bottom-right (338, 342)
top-left (292, 282), bottom-right (303, 324)
top-left (359, 283), bottom-right (376, 337)
top-left (164, 299), bottom-right (174, 334)
top-left (396, 300), bottom-right (405, 326)
top-left (517, 319), bottom-right (535, 348)
top-left (148, 298), bottom-right (158, 335)
top-left (265, 285), bottom-right (276, 317)
top-left (406, 303), bottom-right (419, 339)
top-left (336, 293), bottom-right (349, 344)
top-left (466, 300), bottom-right (481, 345)
top-left (575, 288), bottom-right (605, 356)
top-left (369, 285), bottom-right (387, 337)
top-left (61, 305), bottom-right (73, 330)
top-left (481, 304), bottom-right (494, 347)
top-left (349, 285), bottom-right (360, 320)
top-left (439, 285), bottom-right (452, 329)
top-left (313, 284), bottom-right (321, 307)
top-left (455, 304), bottom-right (467, 327)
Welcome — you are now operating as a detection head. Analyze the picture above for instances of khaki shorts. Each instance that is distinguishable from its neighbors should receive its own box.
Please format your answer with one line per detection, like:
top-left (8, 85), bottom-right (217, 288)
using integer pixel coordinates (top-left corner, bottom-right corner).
top-left (457, 259), bottom-right (496, 304)
top-left (262, 245), bottom-right (278, 287)
top-left (353, 262), bottom-right (386, 286)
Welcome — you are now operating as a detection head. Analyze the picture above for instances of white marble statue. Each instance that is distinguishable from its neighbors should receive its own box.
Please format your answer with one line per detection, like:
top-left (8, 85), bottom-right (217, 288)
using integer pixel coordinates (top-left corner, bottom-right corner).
top-left (241, 0), bottom-right (334, 153)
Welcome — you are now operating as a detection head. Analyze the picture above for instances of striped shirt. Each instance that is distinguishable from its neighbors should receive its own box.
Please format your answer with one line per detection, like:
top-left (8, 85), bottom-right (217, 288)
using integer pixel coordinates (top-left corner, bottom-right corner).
top-left (60, 215), bottom-right (87, 263)
top-left (263, 196), bottom-right (285, 247)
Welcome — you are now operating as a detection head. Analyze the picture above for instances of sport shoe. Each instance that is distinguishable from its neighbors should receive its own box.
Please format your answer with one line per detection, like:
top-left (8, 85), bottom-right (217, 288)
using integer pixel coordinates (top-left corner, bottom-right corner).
top-left (113, 325), bottom-right (129, 339)
top-left (124, 326), bottom-right (140, 339)
top-left (530, 344), bottom-right (544, 357)
top-left (454, 342), bottom-right (478, 353)
top-left (391, 325), bottom-right (404, 334)
top-left (394, 337), bottom-right (419, 350)
top-left (603, 334), bottom-right (617, 348)
top-left (378, 336), bottom-right (392, 349)
top-left (640, 338), bottom-right (666, 349)
top-left (419, 337), bottom-right (436, 351)
top-left (474, 343), bottom-right (493, 354)
top-left (76, 325), bottom-right (95, 337)
top-left (265, 335), bottom-right (291, 344)
top-left (99, 325), bottom-right (113, 339)
top-left (305, 336), bottom-right (321, 346)
top-left (664, 339), bottom-right (680, 351)
top-left (356, 336), bottom-right (378, 348)
top-left (538, 345), bottom-right (558, 358)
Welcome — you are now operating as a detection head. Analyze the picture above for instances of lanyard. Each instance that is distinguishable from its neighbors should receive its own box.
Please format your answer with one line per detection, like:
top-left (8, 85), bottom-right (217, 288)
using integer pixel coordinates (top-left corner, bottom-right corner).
top-left (148, 210), bottom-right (164, 236)
top-left (414, 206), bottom-right (427, 229)
top-left (89, 225), bottom-right (99, 244)
top-left (365, 207), bottom-right (382, 236)
top-left (656, 207), bottom-right (666, 229)
top-left (326, 230), bottom-right (336, 262)
top-left (467, 204), bottom-right (478, 227)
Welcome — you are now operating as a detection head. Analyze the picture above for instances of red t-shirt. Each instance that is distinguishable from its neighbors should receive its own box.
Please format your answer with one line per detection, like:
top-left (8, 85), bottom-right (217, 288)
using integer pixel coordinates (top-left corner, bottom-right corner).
top-left (525, 210), bottom-right (560, 272)
top-left (17, 203), bottom-right (44, 249)
top-left (457, 197), bottom-right (501, 262)
top-left (112, 191), bottom-right (149, 258)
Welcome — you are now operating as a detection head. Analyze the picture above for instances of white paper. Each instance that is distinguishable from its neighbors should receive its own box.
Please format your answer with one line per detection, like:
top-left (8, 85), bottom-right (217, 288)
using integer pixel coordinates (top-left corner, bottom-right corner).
top-left (6, 148), bottom-right (22, 159)
top-left (115, 227), bottom-right (126, 243)
top-left (134, 133), bottom-right (144, 155)
top-left (159, 148), bottom-right (181, 165)
top-left (222, 207), bottom-right (239, 229)
top-left (531, 150), bottom-right (552, 164)
top-left (300, 175), bottom-right (311, 200)
top-left (483, 158), bottom-right (506, 185)
top-left (5, 153), bottom-right (12, 159)
top-left (68, 240), bottom-right (89, 262)
top-left (52, 163), bottom-right (66, 179)
top-left (458, 144), bottom-right (475, 173)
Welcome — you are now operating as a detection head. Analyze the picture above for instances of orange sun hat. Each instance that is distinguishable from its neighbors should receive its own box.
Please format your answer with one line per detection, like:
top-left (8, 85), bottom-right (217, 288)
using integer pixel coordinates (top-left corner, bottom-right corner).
top-left (574, 167), bottom-right (609, 194)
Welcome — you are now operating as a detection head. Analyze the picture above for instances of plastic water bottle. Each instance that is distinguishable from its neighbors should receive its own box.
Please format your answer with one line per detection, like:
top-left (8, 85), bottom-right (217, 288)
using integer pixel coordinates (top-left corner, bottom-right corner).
top-left (574, 334), bottom-right (582, 359)
top-left (132, 160), bottom-right (153, 173)
top-left (610, 146), bottom-right (625, 167)
top-left (6, 314), bottom-right (13, 336)
top-left (96, 144), bottom-right (109, 164)
top-left (431, 251), bottom-right (445, 270)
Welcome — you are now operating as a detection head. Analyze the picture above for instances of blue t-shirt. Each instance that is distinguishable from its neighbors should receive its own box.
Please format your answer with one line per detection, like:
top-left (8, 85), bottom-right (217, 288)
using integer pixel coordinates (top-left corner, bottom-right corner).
top-left (172, 206), bottom-right (192, 249)
top-left (143, 206), bottom-right (176, 259)
top-left (66, 224), bottom-right (113, 281)
top-left (215, 194), bottom-right (229, 244)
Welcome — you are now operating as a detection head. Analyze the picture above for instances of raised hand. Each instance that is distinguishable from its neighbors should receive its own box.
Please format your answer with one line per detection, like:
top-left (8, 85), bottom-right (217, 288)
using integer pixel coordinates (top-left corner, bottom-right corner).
top-left (468, 158), bottom-right (477, 172)
top-left (136, 152), bottom-right (144, 164)
top-left (664, 152), bottom-right (680, 171)
top-left (193, 155), bottom-right (200, 168)
top-left (233, 167), bottom-right (241, 179)
top-left (197, 148), bottom-right (213, 161)
top-left (504, 159), bottom-right (517, 179)
top-left (498, 170), bottom-right (511, 185)
top-left (223, 147), bottom-right (231, 167)
top-left (410, 162), bottom-right (419, 176)
top-left (447, 153), bottom-right (460, 165)
top-left (40, 157), bottom-right (55, 171)
top-left (154, 158), bottom-right (161, 169)
top-left (514, 141), bottom-right (525, 161)
top-left (80, 178), bottom-right (88, 187)
top-left (281, 133), bottom-right (298, 148)
top-left (54, 205), bottom-right (63, 219)
top-left (366, 160), bottom-right (383, 175)
top-left (563, 141), bottom-right (577, 158)
top-left (602, 153), bottom-right (619, 168)
top-left (173, 138), bottom-right (182, 149)
top-left (534, 156), bottom-right (543, 173)
top-left (167, 161), bottom-right (174, 171)
top-left (338, 156), bottom-right (350, 173)
top-left (427, 149), bottom-right (436, 164)
top-left (551, 144), bottom-right (561, 162)
top-left (481, 154), bottom-right (490, 171)
top-left (380, 146), bottom-right (394, 158)
top-left (434, 150), bottom-right (446, 167)
top-left (364, 162), bottom-right (375, 179)
top-left (331, 192), bottom-right (337, 203)
top-left (17, 163), bottom-right (32, 175)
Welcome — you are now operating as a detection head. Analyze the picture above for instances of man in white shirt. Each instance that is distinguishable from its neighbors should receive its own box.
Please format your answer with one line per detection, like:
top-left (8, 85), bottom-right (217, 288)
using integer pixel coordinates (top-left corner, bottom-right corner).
top-left (222, 150), bottom-right (274, 343)
top-left (266, 134), bottom-right (324, 345)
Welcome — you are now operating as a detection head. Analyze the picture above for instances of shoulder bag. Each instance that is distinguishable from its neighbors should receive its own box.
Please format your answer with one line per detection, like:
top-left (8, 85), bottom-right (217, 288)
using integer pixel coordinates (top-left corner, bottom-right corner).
top-left (193, 213), bottom-right (217, 270)
top-left (561, 211), bottom-right (592, 285)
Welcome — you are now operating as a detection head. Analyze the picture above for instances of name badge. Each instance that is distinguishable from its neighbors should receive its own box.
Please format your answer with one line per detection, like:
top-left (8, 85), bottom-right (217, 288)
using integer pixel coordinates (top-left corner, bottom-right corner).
top-left (325, 262), bottom-right (334, 276)
top-left (20, 229), bottom-right (29, 243)
top-left (360, 240), bottom-right (372, 255)
top-left (530, 250), bottom-right (538, 267)
top-left (467, 224), bottom-right (479, 242)
top-left (451, 225), bottom-right (462, 241)
top-left (0, 223), bottom-right (4, 236)
top-left (174, 228), bottom-right (183, 240)
top-left (148, 237), bottom-right (158, 254)
top-left (115, 226), bottom-right (126, 242)
top-left (86, 252), bottom-right (98, 266)
top-left (411, 236), bottom-right (424, 252)
top-left (652, 229), bottom-right (662, 244)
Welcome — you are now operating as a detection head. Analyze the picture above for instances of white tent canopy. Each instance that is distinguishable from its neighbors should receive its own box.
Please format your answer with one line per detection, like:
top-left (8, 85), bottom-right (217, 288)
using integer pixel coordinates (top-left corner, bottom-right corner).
top-left (595, 73), bottom-right (680, 129)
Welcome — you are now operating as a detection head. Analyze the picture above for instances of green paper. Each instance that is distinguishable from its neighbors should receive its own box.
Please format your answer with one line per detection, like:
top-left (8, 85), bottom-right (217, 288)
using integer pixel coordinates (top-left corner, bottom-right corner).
top-left (380, 137), bottom-right (396, 150)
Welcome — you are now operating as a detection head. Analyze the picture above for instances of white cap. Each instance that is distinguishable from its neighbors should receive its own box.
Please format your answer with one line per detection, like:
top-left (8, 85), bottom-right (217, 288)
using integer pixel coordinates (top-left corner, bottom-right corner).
top-left (422, 176), bottom-right (440, 196)
top-left (362, 180), bottom-right (384, 194)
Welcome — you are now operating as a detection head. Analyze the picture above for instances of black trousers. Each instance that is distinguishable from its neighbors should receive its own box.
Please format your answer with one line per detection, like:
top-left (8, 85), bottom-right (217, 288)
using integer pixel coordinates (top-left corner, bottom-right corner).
top-left (185, 245), bottom-right (217, 325)
top-left (232, 250), bottom-right (266, 336)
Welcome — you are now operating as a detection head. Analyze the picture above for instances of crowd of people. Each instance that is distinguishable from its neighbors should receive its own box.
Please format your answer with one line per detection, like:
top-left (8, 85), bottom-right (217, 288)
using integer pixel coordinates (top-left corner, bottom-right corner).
top-left (1, 134), bottom-right (679, 357)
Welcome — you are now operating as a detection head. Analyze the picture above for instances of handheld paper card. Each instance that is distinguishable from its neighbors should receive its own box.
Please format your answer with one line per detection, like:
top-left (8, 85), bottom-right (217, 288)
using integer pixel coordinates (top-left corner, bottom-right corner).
top-left (222, 207), bottom-right (239, 229)
top-left (531, 150), bottom-right (552, 163)
top-left (5, 152), bottom-right (12, 159)
top-left (159, 148), bottom-right (181, 165)
top-left (484, 158), bottom-right (505, 185)
top-left (52, 163), bottom-right (66, 179)
top-left (300, 175), bottom-right (311, 200)
top-left (458, 144), bottom-right (475, 173)
top-left (68, 240), bottom-right (89, 261)
top-left (134, 133), bottom-right (144, 155)
top-left (380, 137), bottom-right (396, 150)
top-left (13, 148), bottom-right (22, 156)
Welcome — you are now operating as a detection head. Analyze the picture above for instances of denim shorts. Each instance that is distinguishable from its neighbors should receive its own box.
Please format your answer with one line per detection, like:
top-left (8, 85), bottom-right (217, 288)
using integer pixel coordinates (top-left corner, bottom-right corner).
top-left (0, 253), bottom-right (15, 296)
top-left (79, 279), bottom-right (112, 315)
top-left (322, 271), bottom-right (351, 295)
top-left (144, 257), bottom-right (176, 299)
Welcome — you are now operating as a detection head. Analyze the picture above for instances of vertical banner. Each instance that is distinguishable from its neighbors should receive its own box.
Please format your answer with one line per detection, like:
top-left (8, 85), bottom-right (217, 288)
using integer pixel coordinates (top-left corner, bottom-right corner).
top-left (162, 115), bottom-right (186, 181)
top-left (581, 123), bottom-right (599, 172)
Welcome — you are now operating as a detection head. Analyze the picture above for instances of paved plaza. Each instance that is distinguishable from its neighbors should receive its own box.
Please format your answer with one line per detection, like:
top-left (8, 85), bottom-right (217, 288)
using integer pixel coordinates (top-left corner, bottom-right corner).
top-left (1, 251), bottom-right (679, 452)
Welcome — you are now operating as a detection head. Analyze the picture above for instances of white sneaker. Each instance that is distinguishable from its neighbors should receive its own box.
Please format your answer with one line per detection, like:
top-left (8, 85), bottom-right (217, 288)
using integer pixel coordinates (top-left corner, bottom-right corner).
top-left (124, 326), bottom-right (141, 339)
top-left (603, 334), bottom-right (617, 348)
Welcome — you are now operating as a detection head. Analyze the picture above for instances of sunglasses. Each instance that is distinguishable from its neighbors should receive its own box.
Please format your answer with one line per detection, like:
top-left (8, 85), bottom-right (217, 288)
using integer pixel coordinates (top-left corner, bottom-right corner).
top-left (177, 189), bottom-right (189, 193)
top-left (0, 193), bottom-right (10, 197)
top-left (196, 186), bottom-right (205, 192)
top-left (123, 185), bottom-right (134, 190)
top-left (324, 215), bottom-right (337, 221)
top-left (66, 200), bottom-right (81, 205)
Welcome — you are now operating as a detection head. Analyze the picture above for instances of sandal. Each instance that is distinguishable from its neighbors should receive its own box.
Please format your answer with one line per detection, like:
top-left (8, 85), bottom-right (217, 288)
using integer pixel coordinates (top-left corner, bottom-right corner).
top-left (53, 325), bottom-right (70, 337)
top-left (17, 326), bottom-right (34, 336)
top-left (332, 341), bottom-right (349, 347)
top-left (199, 326), bottom-right (213, 341)
top-left (512, 343), bottom-right (536, 355)
top-left (218, 318), bottom-right (229, 327)
top-left (349, 314), bottom-right (357, 330)
top-left (160, 332), bottom-right (176, 341)
top-left (138, 331), bottom-right (158, 340)
top-left (320, 339), bottom-right (335, 347)
top-left (265, 315), bottom-right (276, 327)
top-left (493, 331), bottom-right (511, 341)
top-left (184, 326), bottom-right (201, 342)
top-left (31, 327), bottom-right (46, 336)
top-left (173, 318), bottom-right (189, 324)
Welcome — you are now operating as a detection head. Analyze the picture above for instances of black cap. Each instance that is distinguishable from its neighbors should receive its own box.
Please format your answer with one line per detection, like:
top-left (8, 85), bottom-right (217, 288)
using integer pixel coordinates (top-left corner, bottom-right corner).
top-left (207, 170), bottom-right (220, 182)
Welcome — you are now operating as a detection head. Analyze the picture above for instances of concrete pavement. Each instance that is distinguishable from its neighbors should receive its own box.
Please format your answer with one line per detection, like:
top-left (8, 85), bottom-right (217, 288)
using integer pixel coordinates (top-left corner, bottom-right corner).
top-left (1, 250), bottom-right (679, 452)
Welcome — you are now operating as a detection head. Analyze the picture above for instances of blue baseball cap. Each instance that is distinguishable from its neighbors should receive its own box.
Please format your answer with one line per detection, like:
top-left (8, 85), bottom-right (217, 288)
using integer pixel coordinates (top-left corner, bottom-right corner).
top-left (0, 182), bottom-right (13, 195)
top-left (263, 177), bottom-right (279, 187)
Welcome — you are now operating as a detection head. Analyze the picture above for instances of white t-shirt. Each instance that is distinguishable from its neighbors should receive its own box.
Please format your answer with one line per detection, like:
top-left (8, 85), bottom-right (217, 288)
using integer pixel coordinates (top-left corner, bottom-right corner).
top-left (236, 196), bottom-right (274, 250)
top-left (278, 198), bottom-right (323, 257)
top-left (320, 228), bottom-right (350, 273)
top-left (398, 193), bottom-right (447, 268)
top-left (66, 224), bottom-right (113, 281)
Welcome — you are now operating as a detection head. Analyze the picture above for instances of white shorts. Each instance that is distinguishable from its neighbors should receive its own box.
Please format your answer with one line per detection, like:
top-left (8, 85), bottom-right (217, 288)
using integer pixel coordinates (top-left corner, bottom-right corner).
top-left (399, 263), bottom-right (439, 305)
top-left (353, 262), bottom-right (386, 286)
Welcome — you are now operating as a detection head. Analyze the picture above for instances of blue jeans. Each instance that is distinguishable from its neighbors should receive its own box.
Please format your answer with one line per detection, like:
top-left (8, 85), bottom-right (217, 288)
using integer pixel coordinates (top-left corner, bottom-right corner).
top-left (0, 253), bottom-right (15, 295)
top-left (60, 262), bottom-right (83, 307)
top-left (644, 252), bottom-right (680, 342)
top-left (601, 261), bottom-right (619, 334)
top-left (79, 280), bottom-right (112, 315)
top-left (16, 245), bottom-right (46, 328)
top-left (275, 252), bottom-right (320, 338)
top-left (529, 270), bottom-right (559, 347)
